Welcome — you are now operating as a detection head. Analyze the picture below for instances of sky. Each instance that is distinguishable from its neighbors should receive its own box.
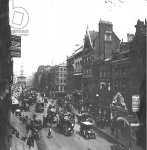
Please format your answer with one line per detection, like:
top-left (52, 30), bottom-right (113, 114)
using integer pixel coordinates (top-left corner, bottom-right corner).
top-left (9, 0), bottom-right (147, 76)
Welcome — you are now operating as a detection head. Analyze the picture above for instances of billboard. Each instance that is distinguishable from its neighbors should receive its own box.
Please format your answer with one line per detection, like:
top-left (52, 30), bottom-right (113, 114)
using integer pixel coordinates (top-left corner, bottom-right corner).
top-left (132, 95), bottom-right (140, 112)
top-left (10, 35), bottom-right (21, 57)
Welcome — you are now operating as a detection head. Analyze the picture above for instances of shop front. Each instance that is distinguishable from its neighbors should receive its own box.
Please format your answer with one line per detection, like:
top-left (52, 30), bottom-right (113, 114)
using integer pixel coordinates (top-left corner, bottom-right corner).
top-left (110, 92), bottom-right (140, 150)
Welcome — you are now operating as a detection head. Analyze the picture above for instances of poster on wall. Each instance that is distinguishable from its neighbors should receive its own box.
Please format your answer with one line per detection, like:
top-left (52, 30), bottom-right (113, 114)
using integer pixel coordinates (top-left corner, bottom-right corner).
top-left (132, 95), bottom-right (140, 112)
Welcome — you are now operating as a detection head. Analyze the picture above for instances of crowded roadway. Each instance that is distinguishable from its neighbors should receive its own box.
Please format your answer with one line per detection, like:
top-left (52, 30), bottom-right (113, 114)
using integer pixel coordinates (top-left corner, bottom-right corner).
top-left (12, 88), bottom-right (116, 150)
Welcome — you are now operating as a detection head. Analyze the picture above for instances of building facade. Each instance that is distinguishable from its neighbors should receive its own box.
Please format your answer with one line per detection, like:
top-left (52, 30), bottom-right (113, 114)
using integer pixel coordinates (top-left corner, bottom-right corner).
top-left (66, 20), bottom-right (120, 110)
top-left (66, 46), bottom-right (83, 93)
top-left (111, 20), bottom-right (146, 113)
top-left (82, 20), bottom-right (120, 107)
top-left (92, 20), bottom-right (146, 123)
top-left (52, 63), bottom-right (67, 97)
top-left (92, 59), bottom-right (112, 118)
top-left (0, 0), bottom-right (12, 149)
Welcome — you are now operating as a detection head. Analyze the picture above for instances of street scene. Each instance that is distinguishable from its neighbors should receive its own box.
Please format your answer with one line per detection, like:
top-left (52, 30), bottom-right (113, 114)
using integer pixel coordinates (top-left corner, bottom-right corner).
top-left (0, 0), bottom-right (146, 150)
top-left (10, 89), bottom-right (113, 150)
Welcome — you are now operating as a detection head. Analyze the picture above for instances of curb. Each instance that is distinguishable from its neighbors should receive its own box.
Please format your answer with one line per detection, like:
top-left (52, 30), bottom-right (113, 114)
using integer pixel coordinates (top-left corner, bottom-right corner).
top-left (71, 107), bottom-right (136, 150)
top-left (71, 108), bottom-right (128, 149)
top-left (94, 127), bottom-right (129, 150)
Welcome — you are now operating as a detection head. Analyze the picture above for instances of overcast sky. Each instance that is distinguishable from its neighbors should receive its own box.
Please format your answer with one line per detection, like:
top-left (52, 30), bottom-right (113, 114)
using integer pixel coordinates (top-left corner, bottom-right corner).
top-left (9, 0), bottom-right (147, 76)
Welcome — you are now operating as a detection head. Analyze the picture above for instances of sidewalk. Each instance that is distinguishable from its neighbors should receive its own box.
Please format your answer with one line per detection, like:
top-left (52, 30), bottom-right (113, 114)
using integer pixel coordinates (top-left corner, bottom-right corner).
top-left (9, 112), bottom-right (38, 150)
top-left (10, 112), bottom-right (27, 138)
top-left (95, 126), bottom-right (142, 150)
top-left (10, 135), bottom-right (38, 150)
top-left (71, 106), bottom-right (142, 150)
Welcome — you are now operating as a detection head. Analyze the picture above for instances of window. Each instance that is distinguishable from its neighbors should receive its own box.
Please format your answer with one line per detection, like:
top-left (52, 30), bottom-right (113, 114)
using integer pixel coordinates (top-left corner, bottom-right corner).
top-left (103, 72), bottom-right (106, 78)
top-left (108, 82), bottom-right (111, 91)
top-left (99, 72), bottom-right (102, 78)
top-left (104, 33), bottom-right (112, 41)
top-left (100, 82), bottom-right (106, 89)
top-left (60, 86), bottom-right (62, 91)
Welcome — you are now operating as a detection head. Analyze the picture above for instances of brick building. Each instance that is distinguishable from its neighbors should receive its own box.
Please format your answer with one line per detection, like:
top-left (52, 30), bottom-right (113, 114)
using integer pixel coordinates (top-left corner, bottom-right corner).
top-left (82, 20), bottom-right (120, 107)
top-left (92, 59), bottom-right (112, 117)
top-left (92, 20), bottom-right (146, 121)
top-left (66, 20), bottom-right (120, 111)
top-left (111, 20), bottom-right (146, 112)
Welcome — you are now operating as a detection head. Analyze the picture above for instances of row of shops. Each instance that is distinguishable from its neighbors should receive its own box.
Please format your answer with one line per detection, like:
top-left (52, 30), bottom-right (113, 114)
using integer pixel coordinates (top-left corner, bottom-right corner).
top-left (68, 90), bottom-right (140, 137)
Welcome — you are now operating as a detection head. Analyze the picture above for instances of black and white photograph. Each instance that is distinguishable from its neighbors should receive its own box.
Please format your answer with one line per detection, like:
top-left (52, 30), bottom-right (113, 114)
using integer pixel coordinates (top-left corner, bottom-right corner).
top-left (0, 0), bottom-right (146, 150)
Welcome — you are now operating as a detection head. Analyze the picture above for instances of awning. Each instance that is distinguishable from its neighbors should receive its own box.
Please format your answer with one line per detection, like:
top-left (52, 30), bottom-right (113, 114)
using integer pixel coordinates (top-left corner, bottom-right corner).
top-left (117, 116), bottom-right (130, 126)
top-left (116, 115), bottom-right (140, 127)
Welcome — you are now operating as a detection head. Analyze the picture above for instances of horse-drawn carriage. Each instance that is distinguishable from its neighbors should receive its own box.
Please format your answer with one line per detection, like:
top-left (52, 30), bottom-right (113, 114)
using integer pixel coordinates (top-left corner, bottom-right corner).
top-left (57, 112), bottom-right (75, 136)
top-left (79, 121), bottom-right (96, 139)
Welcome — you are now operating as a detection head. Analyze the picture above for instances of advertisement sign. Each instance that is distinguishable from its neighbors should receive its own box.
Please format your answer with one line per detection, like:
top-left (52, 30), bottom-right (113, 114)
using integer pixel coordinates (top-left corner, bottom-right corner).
top-left (112, 92), bottom-right (127, 111)
top-left (132, 95), bottom-right (140, 112)
top-left (10, 35), bottom-right (21, 57)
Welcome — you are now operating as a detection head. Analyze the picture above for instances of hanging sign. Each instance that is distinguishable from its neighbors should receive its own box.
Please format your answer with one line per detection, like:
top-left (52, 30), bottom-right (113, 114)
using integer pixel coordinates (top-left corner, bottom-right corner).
top-left (10, 35), bottom-right (21, 57)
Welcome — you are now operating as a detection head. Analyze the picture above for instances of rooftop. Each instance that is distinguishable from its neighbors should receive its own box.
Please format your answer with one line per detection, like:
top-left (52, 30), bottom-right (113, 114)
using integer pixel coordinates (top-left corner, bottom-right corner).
top-left (99, 20), bottom-right (112, 25)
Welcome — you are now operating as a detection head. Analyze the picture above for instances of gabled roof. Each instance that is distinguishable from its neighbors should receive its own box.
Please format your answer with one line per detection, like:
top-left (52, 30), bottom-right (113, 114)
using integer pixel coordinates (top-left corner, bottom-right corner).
top-left (88, 31), bottom-right (98, 48)
top-left (112, 31), bottom-right (120, 42)
top-left (73, 46), bottom-right (83, 56)
top-left (86, 30), bottom-right (98, 49)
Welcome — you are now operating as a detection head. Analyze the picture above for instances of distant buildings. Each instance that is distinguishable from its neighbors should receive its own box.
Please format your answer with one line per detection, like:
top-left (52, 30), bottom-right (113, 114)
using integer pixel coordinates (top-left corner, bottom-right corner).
top-left (16, 64), bottom-right (26, 89)
top-left (32, 65), bottom-right (52, 95)
top-left (33, 63), bottom-right (67, 98)
top-left (50, 63), bottom-right (67, 97)
top-left (66, 46), bottom-right (83, 93)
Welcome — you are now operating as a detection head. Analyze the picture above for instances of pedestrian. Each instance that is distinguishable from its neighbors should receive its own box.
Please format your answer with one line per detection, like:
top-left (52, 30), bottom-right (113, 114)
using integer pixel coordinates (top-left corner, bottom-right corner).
top-left (111, 124), bottom-right (114, 135)
top-left (27, 136), bottom-right (31, 149)
top-left (8, 134), bottom-right (12, 144)
top-left (16, 130), bottom-right (19, 138)
top-left (26, 124), bottom-right (30, 134)
top-left (30, 135), bottom-right (34, 147)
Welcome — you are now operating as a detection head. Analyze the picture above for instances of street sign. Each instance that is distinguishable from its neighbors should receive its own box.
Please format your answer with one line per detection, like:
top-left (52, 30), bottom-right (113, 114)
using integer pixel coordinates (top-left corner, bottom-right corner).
top-left (132, 95), bottom-right (140, 112)
top-left (9, 35), bottom-right (21, 57)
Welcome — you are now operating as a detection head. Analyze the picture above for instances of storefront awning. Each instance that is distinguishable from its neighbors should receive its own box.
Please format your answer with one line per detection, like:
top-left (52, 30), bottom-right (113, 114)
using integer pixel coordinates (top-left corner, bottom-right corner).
top-left (117, 116), bottom-right (130, 126)
top-left (116, 115), bottom-right (140, 127)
